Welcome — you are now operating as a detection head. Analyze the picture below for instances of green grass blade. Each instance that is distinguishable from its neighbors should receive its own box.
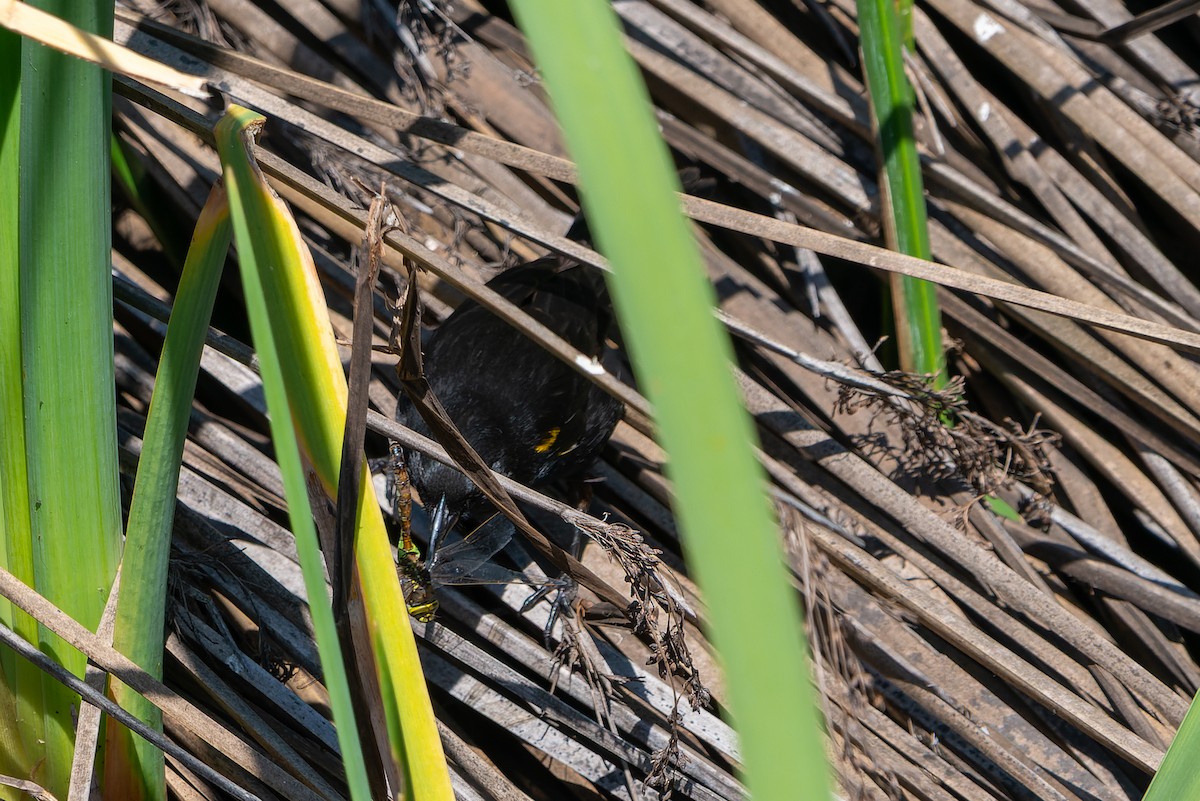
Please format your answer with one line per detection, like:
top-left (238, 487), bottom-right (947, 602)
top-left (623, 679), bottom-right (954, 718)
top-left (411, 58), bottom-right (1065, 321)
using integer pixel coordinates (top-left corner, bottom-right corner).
top-left (1144, 693), bottom-right (1200, 798)
top-left (1, 0), bottom-right (122, 794)
top-left (217, 106), bottom-right (453, 801)
top-left (858, 0), bottom-right (946, 385)
top-left (506, 3), bottom-right (832, 800)
top-left (216, 107), bottom-right (373, 801)
top-left (0, 22), bottom-right (33, 790)
top-left (104, 185), bottom-right (231, 801)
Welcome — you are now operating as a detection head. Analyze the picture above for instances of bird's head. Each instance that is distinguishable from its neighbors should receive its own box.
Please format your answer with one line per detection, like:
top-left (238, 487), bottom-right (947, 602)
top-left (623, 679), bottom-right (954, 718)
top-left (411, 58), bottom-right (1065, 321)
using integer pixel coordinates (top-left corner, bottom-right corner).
top-left (408, 450), bottom-right (494, 557)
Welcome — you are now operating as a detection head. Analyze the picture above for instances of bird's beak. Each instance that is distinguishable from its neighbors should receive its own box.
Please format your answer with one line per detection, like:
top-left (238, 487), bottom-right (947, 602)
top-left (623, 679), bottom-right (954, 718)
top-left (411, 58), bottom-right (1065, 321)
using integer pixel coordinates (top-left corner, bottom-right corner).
top-left (428, 495), bottom-right (460, 564)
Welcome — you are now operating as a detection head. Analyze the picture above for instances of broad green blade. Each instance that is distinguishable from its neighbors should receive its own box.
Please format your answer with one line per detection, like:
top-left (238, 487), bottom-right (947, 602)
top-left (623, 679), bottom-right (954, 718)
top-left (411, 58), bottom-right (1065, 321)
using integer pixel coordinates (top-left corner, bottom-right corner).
top-left (216, 106), bottom-right (452, 801)
top-left (506, 4), bottom-right (833, 800)
top-left (0, 0), bottom-right (121, 794)
top-left (105, 184), bottom-right (231, 801)
top-left (1143, 692), bottom-right (1199, 799)
top-left (0, 22), bottom-right (31, 789)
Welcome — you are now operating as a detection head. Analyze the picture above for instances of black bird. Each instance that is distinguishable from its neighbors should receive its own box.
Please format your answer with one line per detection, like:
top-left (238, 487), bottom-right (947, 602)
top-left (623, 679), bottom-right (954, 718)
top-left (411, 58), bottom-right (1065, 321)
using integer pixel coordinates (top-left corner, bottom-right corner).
top-left (396, 243), bottom-right (624, 559)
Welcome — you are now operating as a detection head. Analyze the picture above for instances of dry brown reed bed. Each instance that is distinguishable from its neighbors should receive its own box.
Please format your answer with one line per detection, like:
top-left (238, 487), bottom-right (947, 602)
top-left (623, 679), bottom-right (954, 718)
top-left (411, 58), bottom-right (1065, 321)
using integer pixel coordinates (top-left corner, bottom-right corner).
top-left (106, 0), bottom-right (1200, 798)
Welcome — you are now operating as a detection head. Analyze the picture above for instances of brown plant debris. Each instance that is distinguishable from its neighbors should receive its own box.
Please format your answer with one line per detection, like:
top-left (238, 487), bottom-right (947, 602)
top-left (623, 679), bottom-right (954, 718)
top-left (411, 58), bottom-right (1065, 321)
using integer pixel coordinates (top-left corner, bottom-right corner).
top-left (833, 370), bottom-right (1060, 500)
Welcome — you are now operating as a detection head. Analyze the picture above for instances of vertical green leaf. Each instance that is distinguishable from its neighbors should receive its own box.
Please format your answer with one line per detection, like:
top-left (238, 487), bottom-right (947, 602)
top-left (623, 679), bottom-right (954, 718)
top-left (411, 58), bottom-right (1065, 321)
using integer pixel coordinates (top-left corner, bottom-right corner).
top-left (104, 186), bottom-right (231, 801)
top-left (0, 0), bottom-right (122, 793)
top-left (0, 21), bottom-right (33, 792)
top-left (858, 0), bottom-right (946, 384)
top-left (217, 106), bottom-right (453, 801)
top-left (1145, 694), bottom-right (1200, 798)
top-left (505, 3), bottom-right (833, 800)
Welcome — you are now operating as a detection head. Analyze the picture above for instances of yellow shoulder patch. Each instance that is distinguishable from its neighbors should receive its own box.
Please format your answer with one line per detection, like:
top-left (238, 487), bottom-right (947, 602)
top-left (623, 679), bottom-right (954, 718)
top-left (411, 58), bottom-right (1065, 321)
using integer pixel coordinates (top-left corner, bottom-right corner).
top-left (535, 427), bottom-right (561, 453)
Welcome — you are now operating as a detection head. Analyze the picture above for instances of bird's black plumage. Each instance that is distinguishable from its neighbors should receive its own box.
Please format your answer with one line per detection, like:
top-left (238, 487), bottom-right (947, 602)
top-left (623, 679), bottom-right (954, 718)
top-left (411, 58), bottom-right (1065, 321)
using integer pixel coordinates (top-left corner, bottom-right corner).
top-left (396, 253), bottom-right (624, 549)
